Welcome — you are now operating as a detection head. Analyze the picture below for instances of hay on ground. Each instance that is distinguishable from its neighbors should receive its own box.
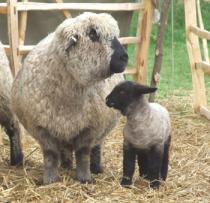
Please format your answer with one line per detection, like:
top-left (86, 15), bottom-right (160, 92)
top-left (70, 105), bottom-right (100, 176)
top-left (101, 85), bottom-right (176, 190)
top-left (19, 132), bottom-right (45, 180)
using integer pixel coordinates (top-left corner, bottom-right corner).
top-left (0, 91), bottom-right (210, 202)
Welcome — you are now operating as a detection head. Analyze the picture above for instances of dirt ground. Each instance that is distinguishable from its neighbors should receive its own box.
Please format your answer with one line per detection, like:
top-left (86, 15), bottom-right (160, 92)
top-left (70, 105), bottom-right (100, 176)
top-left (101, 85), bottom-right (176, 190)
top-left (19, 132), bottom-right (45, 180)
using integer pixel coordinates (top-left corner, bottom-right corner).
top-left (0, 91), bottom-right (210, 203)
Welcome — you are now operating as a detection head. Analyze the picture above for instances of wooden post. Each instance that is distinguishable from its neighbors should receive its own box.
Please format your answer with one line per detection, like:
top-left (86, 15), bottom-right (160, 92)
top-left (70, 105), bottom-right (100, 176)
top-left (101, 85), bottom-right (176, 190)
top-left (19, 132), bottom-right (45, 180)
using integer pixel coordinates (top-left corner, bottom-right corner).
top-left (184, 0), bottom-right (206, 112)
top-left (19, 0), bottom-right (28, 63)
top-left (149, 0), bottom-right (171, 102)
top-left (55, 0), bottom-right (72, 18)
top-left (7, 0), bottom-right (19, 75)
top-left (135, 0), bottom-right (154, 84)
top-left (197, 0), bottom-right (209, 63)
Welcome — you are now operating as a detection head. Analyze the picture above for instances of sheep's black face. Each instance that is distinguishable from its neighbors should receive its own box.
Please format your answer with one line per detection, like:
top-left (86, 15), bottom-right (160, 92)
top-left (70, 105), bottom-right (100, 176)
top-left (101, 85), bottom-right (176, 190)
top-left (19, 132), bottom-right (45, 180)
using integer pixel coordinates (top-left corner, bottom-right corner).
top-left (110, 37), bottom-right (128, 73)
top-left (106, 81), bottom-right (157, 115)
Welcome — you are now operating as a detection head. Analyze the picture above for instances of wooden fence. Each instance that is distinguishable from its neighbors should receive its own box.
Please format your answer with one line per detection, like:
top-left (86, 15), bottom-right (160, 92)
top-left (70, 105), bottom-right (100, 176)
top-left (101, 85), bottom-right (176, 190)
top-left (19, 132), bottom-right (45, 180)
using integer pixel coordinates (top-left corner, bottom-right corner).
top-left (184, 0), bottom-right (210, 119)
top-left (0, 0), bottom-right (154, 83)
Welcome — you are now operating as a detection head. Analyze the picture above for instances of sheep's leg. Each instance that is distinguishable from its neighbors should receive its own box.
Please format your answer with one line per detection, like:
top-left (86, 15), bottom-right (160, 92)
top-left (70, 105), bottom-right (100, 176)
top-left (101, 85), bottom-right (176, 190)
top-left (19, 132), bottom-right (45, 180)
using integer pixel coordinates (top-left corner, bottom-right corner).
top-left (4, 120), bottom-right (23, 166)
top-left (36, 127), bottom-right (60, 184)
top-left (75, 147), bottom-right (91, 183)
top-left (121, 142), bottom-right (136, 187)
top-left (60, 143), bottom-right (73, 170)
top-left (146, 145), bottom-right (163, 189)
top-left (90, 144), bottom-right (104, 174)
top-left (137, 150), bottom-right (148, 178)
top-left (74, 128), bottom-right (93, 183)
top-left (161, 136), bottom-right (171, 181)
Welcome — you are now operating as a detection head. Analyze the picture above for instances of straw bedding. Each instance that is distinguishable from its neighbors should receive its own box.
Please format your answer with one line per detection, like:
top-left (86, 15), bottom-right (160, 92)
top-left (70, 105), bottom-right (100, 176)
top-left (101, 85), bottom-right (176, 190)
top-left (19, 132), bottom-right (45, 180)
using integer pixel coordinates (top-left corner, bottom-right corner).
top-left (0, 90), bottom-right (210, 202)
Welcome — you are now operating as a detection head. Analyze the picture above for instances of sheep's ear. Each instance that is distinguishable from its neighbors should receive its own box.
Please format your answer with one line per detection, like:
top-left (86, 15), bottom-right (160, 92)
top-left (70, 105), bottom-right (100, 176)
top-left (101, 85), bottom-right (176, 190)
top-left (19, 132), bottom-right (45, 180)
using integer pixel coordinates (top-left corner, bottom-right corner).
top-left (134, 84), bottom-right (157, 95)
top-left (65, 35), bottom-right (79, 53)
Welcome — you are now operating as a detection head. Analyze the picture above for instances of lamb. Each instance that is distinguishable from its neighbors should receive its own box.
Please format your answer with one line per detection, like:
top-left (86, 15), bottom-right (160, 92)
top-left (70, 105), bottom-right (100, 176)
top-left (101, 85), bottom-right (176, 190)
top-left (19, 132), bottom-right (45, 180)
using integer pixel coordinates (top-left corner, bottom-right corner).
top-left (11, 12), bottom-right (128, 184)
top-left (106, 81), bottom-right (171, 189)
top-left (0, 41), bottom-right (23, 165)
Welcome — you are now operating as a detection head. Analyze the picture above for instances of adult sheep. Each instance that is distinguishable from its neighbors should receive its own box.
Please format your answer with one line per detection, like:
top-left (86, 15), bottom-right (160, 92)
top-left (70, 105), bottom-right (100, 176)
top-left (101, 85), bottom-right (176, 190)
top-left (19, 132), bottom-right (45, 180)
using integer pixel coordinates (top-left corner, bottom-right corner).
top-left (0, 41), bottom-right (23, 165)
top-left (12, 12), bottom-right (128, 184)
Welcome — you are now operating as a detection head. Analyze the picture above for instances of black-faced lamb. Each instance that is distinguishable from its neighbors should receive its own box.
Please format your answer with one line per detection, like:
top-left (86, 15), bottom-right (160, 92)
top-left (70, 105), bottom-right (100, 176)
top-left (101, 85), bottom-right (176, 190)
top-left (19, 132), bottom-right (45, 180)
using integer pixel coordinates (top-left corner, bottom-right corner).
top-left (106, 81), bottom-right (171, 189)
top-left (0, 41), bottom-right (23, 165)
top-left (12, 12), bottom-right (128, 184)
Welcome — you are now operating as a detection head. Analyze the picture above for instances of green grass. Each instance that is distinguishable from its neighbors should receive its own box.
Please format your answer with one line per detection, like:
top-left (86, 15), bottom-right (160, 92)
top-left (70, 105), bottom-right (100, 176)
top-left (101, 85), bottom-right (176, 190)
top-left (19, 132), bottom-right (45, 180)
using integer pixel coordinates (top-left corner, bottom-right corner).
top-left (127, 0), bottom-right (210, 97)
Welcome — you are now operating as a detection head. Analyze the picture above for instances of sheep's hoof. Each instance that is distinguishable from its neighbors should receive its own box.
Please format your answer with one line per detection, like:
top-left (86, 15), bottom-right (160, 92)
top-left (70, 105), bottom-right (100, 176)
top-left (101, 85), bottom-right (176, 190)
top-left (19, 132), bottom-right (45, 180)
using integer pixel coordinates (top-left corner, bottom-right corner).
top-left (90, 164), bottom-right (104, 174)
top-left (150, 180), bottom-right (160, 189)
top-left (43, 171), bottom-right (60, 185)
top-left (79, 178), bottom-right (92, 184)
top-left (10, 153), bottom-right (23, 166)
top-left (121, 178), bottom-right (132, 188)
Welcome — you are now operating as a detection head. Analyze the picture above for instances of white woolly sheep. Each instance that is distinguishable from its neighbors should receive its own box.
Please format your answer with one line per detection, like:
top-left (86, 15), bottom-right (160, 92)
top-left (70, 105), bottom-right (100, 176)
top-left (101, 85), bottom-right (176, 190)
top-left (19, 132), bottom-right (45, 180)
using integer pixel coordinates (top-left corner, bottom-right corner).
top-left (0, 41), bottom-right (23, 165)
top-left (12, 12), bottom-right (128, 184)
top-left (106, 81), bottom-right (171, 189)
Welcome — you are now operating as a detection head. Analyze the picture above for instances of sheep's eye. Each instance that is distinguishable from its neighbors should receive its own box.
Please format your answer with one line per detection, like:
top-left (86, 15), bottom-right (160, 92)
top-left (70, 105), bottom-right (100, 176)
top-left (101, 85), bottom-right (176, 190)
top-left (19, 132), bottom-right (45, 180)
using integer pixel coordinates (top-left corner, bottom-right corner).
top-left (119, 90), bottom-right (125, 95)
top-left (89, 28), bottom-right (100, 42)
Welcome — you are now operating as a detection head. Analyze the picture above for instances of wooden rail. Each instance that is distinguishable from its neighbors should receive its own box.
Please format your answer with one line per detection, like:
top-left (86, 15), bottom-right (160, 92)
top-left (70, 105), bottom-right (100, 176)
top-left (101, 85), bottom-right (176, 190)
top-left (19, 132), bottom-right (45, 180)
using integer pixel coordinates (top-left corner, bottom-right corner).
top-left (16, 2), bottom-right (143, 12)
top-left (0, 3), bottom-right (7, 14)
top-left (3, 36), bottom-right (140, 55)
top-left (189, 25), bottom-right (210, 40)
top-left (196, 62), bottom-right (210, 75)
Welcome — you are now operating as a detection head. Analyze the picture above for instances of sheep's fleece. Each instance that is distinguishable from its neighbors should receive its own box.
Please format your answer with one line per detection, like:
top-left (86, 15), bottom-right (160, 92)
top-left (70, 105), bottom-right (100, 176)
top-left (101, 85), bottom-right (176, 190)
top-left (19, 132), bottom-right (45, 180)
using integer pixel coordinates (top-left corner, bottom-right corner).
top-left (0, 42), bottom-right (13, 113)
top-left (0, 41), bottom-right (23, 165)
top-left (12, 12), bottom-right (124, 183)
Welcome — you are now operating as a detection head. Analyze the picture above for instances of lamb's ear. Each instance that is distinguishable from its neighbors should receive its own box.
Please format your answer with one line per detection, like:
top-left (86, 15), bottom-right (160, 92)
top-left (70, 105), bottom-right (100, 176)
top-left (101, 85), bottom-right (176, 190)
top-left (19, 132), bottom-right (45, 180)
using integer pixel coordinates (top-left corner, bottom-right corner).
top-left (65, 35), bottom-right (79, 53)
top-left (134, 84), bottom-right (157, 95)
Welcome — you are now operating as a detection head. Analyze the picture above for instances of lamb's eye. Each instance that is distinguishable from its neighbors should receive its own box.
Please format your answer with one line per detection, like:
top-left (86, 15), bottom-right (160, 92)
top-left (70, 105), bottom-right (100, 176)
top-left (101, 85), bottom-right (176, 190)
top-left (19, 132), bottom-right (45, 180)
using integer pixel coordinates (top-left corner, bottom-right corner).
top-left (89, 28), bottom-right (100, 42)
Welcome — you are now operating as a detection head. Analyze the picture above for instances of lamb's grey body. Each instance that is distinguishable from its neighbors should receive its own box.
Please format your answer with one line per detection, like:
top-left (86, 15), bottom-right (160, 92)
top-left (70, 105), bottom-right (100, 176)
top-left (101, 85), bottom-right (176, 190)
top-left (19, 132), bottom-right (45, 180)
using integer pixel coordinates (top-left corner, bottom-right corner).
top-left (0, 41), bottom-right (23, 165)
top-left (106, 81), bottom-right (171, 189)
top-left (124, 99), bottom-right (171, 150)
top-left (12, 12), bottom-right (126, 184)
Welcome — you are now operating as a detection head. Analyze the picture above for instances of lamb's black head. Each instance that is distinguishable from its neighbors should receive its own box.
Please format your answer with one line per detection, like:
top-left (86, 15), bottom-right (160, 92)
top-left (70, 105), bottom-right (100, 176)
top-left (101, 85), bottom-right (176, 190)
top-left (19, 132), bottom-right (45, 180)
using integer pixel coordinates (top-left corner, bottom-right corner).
top-left (106, 81), bottom-right (157, 114)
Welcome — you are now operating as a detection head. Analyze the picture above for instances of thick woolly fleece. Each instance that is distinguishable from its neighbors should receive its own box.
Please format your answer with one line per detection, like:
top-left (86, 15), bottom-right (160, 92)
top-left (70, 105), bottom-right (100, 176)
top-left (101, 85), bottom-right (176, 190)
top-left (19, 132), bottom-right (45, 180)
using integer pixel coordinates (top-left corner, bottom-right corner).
top-left (0, 41), bottom-right (13, 119)
top-left (12, 12), bottom-right (124, 183)
top-left (0, 41), bottom-right (23, 165)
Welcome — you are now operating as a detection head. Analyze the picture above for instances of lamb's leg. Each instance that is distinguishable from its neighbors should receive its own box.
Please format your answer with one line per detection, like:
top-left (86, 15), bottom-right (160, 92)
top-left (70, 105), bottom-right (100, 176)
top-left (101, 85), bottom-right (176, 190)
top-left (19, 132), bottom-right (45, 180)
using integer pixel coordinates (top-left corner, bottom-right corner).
top-left (161, 136), bottom-right (171, 181)
top-left (137, 150), bottom-right (148, 178)
top-left (74, 128), bottom-right (93, 183)
top-left (4, 119), bottom-right (23, 166)
top-left (36, 127), bottom-right (60, 184)
top-left (60, 142), bottom-right (73, 170)
top-left (147, 145), bottom-right (163, 189)
top-left (90, 144), bottom-right (104, 174)
top-left (121, 142), bottom-right (136, 187)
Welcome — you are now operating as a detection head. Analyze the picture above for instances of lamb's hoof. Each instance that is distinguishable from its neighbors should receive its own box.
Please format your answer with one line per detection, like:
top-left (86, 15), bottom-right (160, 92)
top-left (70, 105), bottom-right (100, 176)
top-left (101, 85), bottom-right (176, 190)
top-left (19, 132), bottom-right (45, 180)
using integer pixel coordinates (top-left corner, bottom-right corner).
top-left (90, 164), bottom-right (104, 174)
top-left (10, 153), bottom-right (23, 166)
top-left (121, 178), bottom-right (132, 188)
top-left (150, 180), bottom-right (160, 189)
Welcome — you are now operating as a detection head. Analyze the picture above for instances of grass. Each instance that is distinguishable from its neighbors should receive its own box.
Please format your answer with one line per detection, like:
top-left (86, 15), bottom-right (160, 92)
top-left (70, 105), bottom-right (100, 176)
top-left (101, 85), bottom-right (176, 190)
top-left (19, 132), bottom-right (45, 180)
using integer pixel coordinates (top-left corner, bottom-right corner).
top-left (127, 0), bottom-right (210, 98)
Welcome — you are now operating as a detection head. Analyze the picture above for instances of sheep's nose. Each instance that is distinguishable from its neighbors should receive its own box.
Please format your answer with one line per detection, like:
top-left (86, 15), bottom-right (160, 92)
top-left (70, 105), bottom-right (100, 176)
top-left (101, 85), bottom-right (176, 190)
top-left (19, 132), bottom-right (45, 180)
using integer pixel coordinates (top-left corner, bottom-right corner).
top-left (110, 37), bottom-right (128, 73)
top-left (120, 53), bottom-right (128, 62)
top-left (106, 97), bottom-right (114, 107)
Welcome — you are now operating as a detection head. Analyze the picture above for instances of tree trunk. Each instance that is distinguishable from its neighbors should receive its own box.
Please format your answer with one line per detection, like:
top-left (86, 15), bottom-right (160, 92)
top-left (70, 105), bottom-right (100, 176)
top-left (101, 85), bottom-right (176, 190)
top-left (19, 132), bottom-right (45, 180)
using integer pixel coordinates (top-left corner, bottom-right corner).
top-left (149, 0), bottom-right (171, 102)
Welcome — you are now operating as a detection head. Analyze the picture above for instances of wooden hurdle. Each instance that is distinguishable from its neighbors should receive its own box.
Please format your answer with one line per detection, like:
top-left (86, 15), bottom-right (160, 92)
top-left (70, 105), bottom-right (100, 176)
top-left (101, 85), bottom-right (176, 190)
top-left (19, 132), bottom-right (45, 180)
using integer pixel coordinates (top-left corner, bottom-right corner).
top-left (184, 0), bottom-right (210, 119)
top-left (0, 0), bottom-right (154, 83)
